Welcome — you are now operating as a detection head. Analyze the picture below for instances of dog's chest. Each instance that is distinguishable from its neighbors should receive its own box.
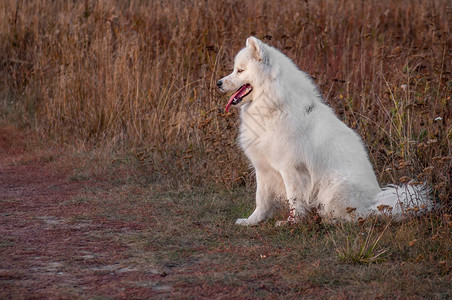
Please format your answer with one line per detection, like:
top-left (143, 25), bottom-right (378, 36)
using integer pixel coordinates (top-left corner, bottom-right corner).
top-left (238, 112), bottom-right (280, 167)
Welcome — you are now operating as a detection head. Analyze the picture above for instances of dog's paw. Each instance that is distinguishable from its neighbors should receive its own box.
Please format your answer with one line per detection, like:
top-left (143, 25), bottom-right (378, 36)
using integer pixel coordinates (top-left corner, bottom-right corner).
top-left (275, 220), bottom-right (289, 227)
top-left (275, 219), bottom-right (297, 227)
top-left (235, 218), bottom-right (252, 226)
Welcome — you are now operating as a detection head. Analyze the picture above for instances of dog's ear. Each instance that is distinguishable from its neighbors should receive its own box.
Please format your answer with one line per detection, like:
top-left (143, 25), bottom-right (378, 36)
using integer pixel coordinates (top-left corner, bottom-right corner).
top-left (246, 37), bottom-right (267, 62)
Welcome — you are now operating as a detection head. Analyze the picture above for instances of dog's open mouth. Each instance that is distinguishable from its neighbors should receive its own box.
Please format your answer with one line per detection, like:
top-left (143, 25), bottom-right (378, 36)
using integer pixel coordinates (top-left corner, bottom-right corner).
top-left (225, 84), bottom-right (253, 112)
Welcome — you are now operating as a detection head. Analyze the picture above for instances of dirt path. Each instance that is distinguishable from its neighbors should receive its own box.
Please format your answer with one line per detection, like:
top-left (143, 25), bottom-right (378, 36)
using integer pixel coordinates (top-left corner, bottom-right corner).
top-left (2, 127), bottom-right (450, 299)
top-left (0, 127), bottom-right (169, 299)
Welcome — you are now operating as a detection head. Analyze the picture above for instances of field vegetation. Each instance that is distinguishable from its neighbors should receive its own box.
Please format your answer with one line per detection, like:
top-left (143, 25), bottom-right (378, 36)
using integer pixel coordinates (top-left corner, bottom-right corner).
top-left (0, 0), bottom-right (451, 298)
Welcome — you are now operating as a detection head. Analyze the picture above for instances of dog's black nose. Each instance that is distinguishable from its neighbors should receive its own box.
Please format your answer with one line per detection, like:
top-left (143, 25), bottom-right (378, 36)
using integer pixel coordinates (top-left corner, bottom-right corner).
top-left (217, 80), bottom-right (222, 88)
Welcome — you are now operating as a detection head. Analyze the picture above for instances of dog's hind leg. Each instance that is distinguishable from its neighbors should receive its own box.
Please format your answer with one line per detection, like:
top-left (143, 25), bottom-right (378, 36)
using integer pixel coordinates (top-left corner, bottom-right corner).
top-left (236, 168), bottom-right (282, 226)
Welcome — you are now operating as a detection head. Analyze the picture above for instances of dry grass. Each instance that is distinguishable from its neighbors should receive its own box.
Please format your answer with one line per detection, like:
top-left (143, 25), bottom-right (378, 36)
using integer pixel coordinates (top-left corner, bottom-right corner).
top-left (334, 218), bottom-right (391, 264)
top-left (0, 1), bottom-right (451, 296)
top-left (1, 0), bottom-right (450, 197)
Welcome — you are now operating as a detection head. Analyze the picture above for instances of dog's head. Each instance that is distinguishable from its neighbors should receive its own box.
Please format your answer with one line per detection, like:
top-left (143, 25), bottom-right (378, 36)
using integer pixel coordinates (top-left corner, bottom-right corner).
top-left (217, 37), bottom-right (276, 112)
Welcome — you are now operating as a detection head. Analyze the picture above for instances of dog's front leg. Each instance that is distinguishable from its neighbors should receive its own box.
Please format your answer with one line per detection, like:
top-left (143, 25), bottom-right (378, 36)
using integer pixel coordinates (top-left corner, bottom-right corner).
top-left (277, 168), bottom-right (310, 225)
top-left (236, 169), bottom-right (278, 226)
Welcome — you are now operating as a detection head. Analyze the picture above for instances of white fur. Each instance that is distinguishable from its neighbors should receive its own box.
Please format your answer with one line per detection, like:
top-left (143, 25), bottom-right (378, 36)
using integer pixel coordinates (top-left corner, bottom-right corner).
top-left (218, 37), bottom-right (430, 226)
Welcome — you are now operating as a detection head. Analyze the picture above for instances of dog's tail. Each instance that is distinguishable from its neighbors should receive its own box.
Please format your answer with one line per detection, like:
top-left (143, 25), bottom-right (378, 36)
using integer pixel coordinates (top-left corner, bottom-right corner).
top-left (369, 183), bottom-right (433, 220)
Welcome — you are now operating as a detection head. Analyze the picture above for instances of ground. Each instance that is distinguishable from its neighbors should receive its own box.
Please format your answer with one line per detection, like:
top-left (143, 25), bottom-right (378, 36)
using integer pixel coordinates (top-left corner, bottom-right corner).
top-left (0, 127), bottom-right (169, 298)
top-left (0, 127), bottom-right (450, 299)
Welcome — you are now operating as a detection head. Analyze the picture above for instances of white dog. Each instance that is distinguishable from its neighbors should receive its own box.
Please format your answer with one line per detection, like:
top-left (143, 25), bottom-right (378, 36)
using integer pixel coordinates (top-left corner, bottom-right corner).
top-left (217, 37), bottom-right (430, 226)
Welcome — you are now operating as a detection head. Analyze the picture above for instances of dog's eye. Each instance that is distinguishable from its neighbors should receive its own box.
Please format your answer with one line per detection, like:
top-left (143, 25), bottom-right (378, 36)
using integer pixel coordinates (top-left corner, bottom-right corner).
top-left (237, 69), bottom-right (245, 73)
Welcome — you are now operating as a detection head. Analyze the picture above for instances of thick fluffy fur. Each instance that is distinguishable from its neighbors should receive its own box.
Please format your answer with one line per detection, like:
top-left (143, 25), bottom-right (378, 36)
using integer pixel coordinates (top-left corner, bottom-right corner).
top-left (218, 37), bottom-right (430, 226)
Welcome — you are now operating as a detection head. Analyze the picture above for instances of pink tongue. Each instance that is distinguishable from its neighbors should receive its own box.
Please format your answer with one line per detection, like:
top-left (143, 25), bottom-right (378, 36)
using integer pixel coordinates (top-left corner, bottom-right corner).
top-left (225, 85), bottom-right (249, 112)
top-left (225, 90), bottom-right (241, 112)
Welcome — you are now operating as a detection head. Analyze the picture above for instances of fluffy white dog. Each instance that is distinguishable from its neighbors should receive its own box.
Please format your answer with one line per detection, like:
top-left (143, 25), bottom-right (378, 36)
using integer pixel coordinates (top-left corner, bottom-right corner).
top-left (217, 37), bottom-right (429, 226)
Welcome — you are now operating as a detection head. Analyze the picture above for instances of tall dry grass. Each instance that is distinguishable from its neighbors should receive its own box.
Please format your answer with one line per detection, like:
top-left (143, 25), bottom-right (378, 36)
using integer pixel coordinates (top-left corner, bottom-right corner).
top-left (0, 0), bottom-right (450, 205)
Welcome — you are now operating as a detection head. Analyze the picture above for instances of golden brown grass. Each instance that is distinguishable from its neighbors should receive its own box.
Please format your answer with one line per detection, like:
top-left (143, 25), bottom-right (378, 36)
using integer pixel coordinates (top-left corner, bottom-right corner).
top-left (0, 2), bottom-right (451, 296)
top-left (0, 0), bottom-right (450, 197)
top-left (0, 1), bottom-right (451, 291)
